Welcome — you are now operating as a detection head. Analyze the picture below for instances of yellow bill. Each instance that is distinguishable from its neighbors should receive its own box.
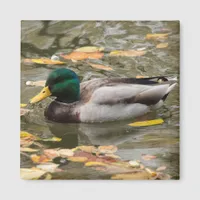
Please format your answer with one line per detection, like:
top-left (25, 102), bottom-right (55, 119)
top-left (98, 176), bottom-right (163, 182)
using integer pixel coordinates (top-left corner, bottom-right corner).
top-left (30, 86), bottom-right (52, 104)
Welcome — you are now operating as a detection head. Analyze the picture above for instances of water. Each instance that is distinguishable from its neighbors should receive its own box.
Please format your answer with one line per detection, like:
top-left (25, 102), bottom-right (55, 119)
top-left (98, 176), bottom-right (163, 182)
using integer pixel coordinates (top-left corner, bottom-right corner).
top-left (21, 21), bottom-right (179, 179)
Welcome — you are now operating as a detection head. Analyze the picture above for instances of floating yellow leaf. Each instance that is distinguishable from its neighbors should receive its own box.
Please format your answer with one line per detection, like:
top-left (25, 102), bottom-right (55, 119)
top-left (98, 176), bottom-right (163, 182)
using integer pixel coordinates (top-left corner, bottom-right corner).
top-left (109, 50), bottom-right (146, 57)
top-left (87, 62), bottom-right (113, 71)
top-left (145, 168), bottom-right (157, 177)
top-left (23, 58), bottom-right (65, 65)
top-left (20, 168), bottom-right (46, 180)
top-left (98, 145), bottom-right (118, 154)
top-left (128, 118), bottom-right (164, 127)
top-left (146, 33), bottom-right (169, 40)
top-left (20, 147), bottom-right (40, 152)
top-left (75, 46), bottom-right (104, 53)
top-left (42, 137), bottom-right (62, 142)
top-left (26, 80), bottom-right (46, 87)
top-left (61, 52), bottom-right (104, 61)
top-left (20, 131), bottom-right (39, 140)
top-left (20, 104), bottom-right (27, 108)
top-left (85, 161), bottom-right (108, 167)
top-left (111, 171), bottom-right (150, 180)
top-left (31, 154), bottom-right (51, 164)
top-left (156, 43), bottom-right (169, 48)
top-left (67, 156), bottom-right (88, 162)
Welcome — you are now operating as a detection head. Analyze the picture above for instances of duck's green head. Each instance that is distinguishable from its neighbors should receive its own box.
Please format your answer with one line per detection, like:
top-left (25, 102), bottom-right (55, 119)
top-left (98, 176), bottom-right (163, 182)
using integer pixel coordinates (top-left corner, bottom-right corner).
top-left (30, 68), bottom-right (80, 104)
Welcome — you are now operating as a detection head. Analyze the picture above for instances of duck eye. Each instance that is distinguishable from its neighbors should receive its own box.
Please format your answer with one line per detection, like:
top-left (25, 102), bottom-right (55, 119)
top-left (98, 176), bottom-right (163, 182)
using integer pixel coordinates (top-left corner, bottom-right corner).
top-left (42, 91), bottom-right (45, 93)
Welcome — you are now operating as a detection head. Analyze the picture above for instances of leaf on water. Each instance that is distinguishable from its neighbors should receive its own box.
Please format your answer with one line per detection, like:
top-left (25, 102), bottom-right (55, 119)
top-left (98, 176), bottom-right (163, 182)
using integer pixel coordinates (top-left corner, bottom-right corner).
top-left (129, 160), bottom-right (140, 168)
top-left (44, 149), bottom-right (60, 159)
top-left (75, 46), bottom-right (104, 53)
top-left (61, 52), bottom-right (104, 61)
top-left (20, 104), bottom-right (27, 108)
top-left (146, 33), bottom-right (169, 40)
top-left (98, 145), bottom-right (118, 154)
top-left (87, 62), bottom-right (113, 71)
top-left (145, 168), bottom-right (157, 177)
top-left (128, 118), bottom-right (164, 127)
top-left (23, 58), bottom-right (65, 65)
top-left (20, 131), bottom-right (39, 140)
top-left (36, 163), bottom-right (59, 173)
top-left (20, 168), bottom-right (46, 180)
top-left (20, 138), bottom-right (34, 147)
top-left (111, 171), bottom-right (150, 180)
top-left (77, 146), bottom-right (97, 154)
top-left (141, 154), bottom-right (157, 161)
top-left (156, 43), bottom-right (169, 48)
top-left (20, 108), bottom-right (31, 116)
top-left (109, 50), bottom-right (146, 57)
top-left (42, 137), bottom-right (62, 142)
top-left (26, 80), bottom-right (46, 87)
top-left (105, 154), bottom-right (121, 159)
top-left (58, 149), bottom-right (74, 157)
top-left (136, 75), bottom-right (149, 79)
top-left (85, 161), bottom-right (108, 167)
top-left (31, 154), bottom-right (51, 164)
top-left (156, 166), bottom-right (167, 172)
top-left (67, 156), bottom-right (88, 162)
top-left (20, 147), bottom-right (40, 152)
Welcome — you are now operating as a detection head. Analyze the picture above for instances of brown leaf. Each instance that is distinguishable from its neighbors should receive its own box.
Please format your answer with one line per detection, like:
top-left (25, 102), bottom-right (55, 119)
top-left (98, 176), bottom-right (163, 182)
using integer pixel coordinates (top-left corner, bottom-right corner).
top-left (156, 43), bottom-right (168, 48)
top-left (87, 62), bottom-right (113, 71)
top-left (141, 154), bottom-right (157, 161)
top-left (61, 52), bottom-right (104, 61)
top-left (146, 33), bottom-right (169, 40)
top-left (109, 50), bottom-right (146, 57)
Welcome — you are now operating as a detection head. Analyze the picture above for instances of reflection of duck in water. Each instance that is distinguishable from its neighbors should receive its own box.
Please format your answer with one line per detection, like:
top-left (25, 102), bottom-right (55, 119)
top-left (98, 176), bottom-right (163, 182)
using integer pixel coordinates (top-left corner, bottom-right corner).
top-left (30, 68), bottom-right (177, 123)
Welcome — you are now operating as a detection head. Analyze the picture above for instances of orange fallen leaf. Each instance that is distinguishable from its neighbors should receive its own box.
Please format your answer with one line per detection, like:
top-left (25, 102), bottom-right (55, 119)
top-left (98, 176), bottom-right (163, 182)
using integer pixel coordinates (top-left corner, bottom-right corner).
top-left (31, 154), bottom-right (51, 164)
top-left (141, 154), bottom-right (157, 161)
top-left (136, 75), bottom-right (149, 79)
top-left (87, 62), bottom-right (113, 71)
top-left (61, 52), bottom-right (104, 61)
top-left (156, 43), bottom-right (169, 48)
top-left (67, 156), bottom-right (88, 162)
top-left (23, 58), bottom-right (65, 65)
top-left (109, 50), bottom-right (146, 57)
top-left (146, 33), bottom-right (169, 40)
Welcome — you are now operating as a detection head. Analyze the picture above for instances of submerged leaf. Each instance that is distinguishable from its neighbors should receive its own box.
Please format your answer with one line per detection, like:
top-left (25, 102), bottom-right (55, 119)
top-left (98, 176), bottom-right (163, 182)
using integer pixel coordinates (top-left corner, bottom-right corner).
top-left (111, 171), bottom-right (150, 180)
top-left (26, 80), bottom-right (46, 87)
top-left (75, 46), bottom-right (104, 52)
top-left (23, 58), bottom-right (65, 65)
top-left (141, 154), bottom-right (157, 161)
top-left (128, 118), bottom-right (164, 127)
top-left (156, 166), bottom-right (167, 172)
top-left (20, 168), bottom-right (46, 180)
top-left (109, 50), bottom-right (146, 57)
top-left (156, 43), bottom-right (168, 48)
top-left (61, 52), bottom-right (104, 61)
top-left (87, 62), bottom-right (113, 71)
top-left (146, 33), bottom-right (169, 40)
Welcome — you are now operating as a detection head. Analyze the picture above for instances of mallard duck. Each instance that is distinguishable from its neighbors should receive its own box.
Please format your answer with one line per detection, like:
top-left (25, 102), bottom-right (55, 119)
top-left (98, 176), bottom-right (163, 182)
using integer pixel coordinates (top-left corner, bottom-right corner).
top-left (30, 68), bottom-right (177, 123)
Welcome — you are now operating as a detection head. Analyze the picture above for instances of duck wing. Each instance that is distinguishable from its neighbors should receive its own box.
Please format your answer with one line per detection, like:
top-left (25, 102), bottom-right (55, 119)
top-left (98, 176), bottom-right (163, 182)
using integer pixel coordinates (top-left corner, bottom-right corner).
top-left (80, 76), bottom-right (177, 106)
